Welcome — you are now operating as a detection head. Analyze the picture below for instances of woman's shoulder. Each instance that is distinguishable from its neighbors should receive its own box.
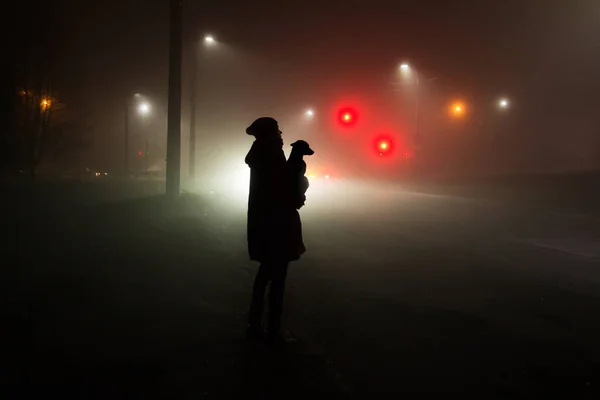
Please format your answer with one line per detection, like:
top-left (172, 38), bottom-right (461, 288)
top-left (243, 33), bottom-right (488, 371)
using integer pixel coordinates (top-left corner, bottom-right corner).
top-left (246, 140), bottom-right (286, 167)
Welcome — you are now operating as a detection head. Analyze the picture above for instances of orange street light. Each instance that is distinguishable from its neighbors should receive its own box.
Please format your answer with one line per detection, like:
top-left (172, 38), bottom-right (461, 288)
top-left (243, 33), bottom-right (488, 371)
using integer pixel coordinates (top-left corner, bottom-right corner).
top-left (449, 101), bottom-right (466, 119)
top-left (40, 98), bottom-right (51, 110)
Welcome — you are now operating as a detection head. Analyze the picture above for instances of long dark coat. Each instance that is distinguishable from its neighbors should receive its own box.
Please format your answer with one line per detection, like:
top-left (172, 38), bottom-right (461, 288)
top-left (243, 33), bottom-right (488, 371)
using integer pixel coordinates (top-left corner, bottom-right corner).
top-left (245, 137), bottom-right (306, 263)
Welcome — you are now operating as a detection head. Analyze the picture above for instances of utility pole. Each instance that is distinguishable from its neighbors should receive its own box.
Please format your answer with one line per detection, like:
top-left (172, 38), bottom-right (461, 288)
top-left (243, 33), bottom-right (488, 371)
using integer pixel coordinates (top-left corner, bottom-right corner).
top-left (165, 0), bottom-right (182, 199)
top-left (124, 101), bottom-right (129, 176)
top-left (189, 46), bottom-right (197, 180)
top-left (145, 138), bottom-right (149, 172)
top-left (414, 71), bottom-right (420, 146)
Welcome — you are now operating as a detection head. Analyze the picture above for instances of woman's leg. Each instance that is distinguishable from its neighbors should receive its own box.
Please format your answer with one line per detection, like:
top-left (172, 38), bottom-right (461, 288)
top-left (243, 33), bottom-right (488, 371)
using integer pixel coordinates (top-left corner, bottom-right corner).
top-left (267, 262), bottom-right (289, 336)
top-left (248, 262), bottom-right (272, 330)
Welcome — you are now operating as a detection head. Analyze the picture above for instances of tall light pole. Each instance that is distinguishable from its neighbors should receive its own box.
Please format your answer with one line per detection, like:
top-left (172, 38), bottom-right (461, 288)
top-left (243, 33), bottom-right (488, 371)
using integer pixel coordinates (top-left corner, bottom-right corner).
top-left (400, 63), bottom-right (420, 145)
top-left (189, 44), bottom-right (197, 180)
top-left (189, 34), bottom-right (217, 181)
top-left (166, 0), bottom-right (182, 199)
top-left (400, 63), bottom-right (440, 145)
top-left (125, 99), bottom-right (130, 175)
top-left (125, 94), bottom-right (150, 175)
top-left (145, 137), bottom-right (149, 172)
top-left (490, 97), bottom-right (511, 141)
top-left (414, 70), bottom-right (420, 144)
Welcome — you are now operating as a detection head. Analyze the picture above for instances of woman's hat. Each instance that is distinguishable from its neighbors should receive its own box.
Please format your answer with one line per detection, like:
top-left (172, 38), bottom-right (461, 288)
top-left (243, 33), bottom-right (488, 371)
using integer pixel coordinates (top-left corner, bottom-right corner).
top-left (246, 117), bottom-right (282, 136)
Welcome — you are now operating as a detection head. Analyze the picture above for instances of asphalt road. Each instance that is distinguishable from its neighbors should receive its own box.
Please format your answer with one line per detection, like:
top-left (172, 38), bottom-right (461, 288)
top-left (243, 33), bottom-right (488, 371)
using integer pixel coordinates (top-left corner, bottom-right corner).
top-left (290, 185), bottom-right (600, 397)
top-left (2, 179), bottom-right (600, 398)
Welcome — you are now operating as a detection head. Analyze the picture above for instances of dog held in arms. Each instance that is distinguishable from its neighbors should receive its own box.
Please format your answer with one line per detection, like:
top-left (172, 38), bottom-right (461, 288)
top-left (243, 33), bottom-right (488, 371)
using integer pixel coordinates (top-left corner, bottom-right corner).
top-left (287, 140), bottom-right (314, 209)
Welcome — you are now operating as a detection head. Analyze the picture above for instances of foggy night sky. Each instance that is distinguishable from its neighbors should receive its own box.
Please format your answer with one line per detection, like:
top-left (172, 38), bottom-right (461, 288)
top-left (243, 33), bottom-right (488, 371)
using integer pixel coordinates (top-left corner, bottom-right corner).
top-left (8, 0), bottom-right (600, 169)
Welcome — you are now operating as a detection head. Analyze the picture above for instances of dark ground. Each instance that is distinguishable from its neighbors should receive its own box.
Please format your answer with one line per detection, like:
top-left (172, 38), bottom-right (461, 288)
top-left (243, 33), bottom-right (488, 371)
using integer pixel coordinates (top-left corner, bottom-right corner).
top-left (2, 174), bottom-right (600, 398)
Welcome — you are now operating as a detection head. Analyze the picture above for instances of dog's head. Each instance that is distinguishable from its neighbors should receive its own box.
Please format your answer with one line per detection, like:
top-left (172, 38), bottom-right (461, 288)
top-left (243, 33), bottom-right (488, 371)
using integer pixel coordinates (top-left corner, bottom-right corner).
top-left (290, 140), bottom-right (315, 156)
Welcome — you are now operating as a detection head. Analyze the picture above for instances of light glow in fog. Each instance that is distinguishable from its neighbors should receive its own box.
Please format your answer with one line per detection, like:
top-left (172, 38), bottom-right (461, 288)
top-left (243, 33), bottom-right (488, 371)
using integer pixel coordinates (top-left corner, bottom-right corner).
top-left (196, 161), bottom-right (250, 209)
top-left (191, 146), bottom-right (397, 216)
top-left (192, 159), bottom-right (410, 218)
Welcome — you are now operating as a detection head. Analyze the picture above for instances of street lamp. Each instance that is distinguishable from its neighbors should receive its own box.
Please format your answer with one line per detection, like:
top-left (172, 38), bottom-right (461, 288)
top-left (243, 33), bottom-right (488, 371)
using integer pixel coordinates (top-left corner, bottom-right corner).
top-left (138, 102), bottom-right (151, 115)
top-left (399, 62), bottom-right (420, 143)
top-left (498, 98), bottom-right (509, 110)
top-left (39, 98), bottom-right (52, 112)
top-left (306, 109), bottom-right (314, 117)
top-left (125, 94), bottom-right (152, 175)
top-left (449, 101), bottom-right (466, 119)
top-left (204, 35), bottom-right (215, 45)
top-left (190, 33), bottom-right (219, 181)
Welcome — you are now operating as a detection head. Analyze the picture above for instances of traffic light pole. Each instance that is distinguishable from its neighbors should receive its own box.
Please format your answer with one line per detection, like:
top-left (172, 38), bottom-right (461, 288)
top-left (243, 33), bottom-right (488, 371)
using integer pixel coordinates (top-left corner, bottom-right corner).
top-left (165, 0), bottom-right (182, 199)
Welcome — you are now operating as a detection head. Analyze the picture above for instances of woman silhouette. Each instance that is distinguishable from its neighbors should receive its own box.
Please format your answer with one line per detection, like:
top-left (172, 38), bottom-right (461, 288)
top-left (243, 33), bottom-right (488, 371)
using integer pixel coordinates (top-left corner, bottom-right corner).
top-left (244, 117), bottom-right (305, 344)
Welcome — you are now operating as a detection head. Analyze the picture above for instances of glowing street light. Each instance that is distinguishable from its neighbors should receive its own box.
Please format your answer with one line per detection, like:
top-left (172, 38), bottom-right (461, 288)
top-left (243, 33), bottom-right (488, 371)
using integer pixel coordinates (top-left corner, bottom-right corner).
top-left (40, 98), bottom-right (51, 110)
top-left (306, 109), bottom-right (314, 117)
top-left (138, 102), bottom-right (151, 115)
top-left (399, 62), bottom-right (414, 80)
top-left (398, 61), bottom-right (422, 145)
top-left (498, 98), bottom-right (509, 110)
top-left (191, 33), bottom-right (219, 180)
top-left (449, 101), bottom-right (466, 118)
top-left (204, 35), bottom-right (215, 45)
top-left (125, 94), bottom-right (151, 174)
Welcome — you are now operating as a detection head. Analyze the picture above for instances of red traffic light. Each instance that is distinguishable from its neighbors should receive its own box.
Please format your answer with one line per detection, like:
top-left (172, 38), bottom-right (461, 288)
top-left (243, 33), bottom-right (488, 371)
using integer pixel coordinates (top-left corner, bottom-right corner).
top-left (373, 136), bottom-right (394, 157)
top-left (138, 151), bottom-right (143, 156)
top-left (337, 107), bottom-right (358, 127)
top-left (377, 140), bottom-right (392, 156)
